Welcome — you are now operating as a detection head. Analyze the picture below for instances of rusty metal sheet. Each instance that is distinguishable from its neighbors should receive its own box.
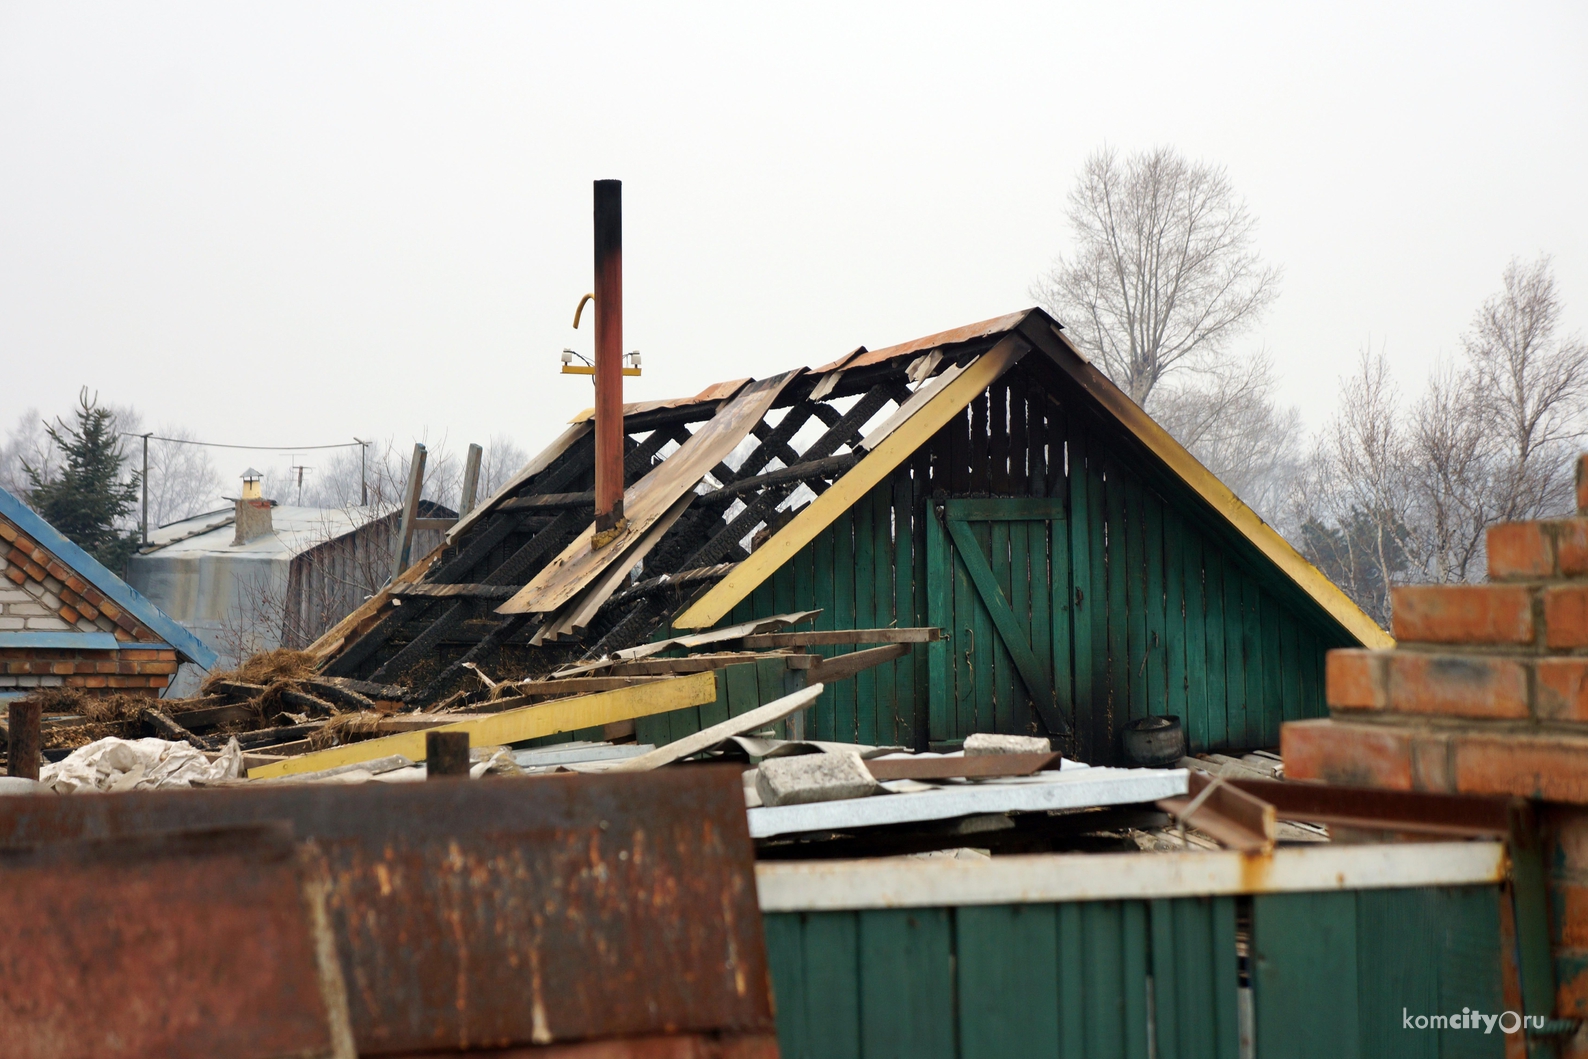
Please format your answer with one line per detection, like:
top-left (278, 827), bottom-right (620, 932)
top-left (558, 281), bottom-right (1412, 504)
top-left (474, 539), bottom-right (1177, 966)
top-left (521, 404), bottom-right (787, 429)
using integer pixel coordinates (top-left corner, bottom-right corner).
top-left (1228, 777), bottom-right (1515, 836)
top-left (0, 768), bottom-right (772, 1057)
top-left (808, 309), bottom-right (1030, 373)
top-left (501, 370), bottom-right (802, 616)
top-left (0, 823), bottom-right (353, 1059)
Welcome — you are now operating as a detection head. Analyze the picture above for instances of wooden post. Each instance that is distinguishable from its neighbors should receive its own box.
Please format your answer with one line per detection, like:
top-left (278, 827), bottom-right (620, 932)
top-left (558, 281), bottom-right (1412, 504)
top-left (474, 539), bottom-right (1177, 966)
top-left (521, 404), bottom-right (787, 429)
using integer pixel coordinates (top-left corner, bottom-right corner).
top-left (7, 699), bottom-right (42, 780)
top-left (460, 443), bottom-right (483, 517)
top-left (425, 731), bottom-right (470, 779)
top-left (140, 433), bottom-right (151, 546)
top-left (392, 443), bottom-right (426, 580)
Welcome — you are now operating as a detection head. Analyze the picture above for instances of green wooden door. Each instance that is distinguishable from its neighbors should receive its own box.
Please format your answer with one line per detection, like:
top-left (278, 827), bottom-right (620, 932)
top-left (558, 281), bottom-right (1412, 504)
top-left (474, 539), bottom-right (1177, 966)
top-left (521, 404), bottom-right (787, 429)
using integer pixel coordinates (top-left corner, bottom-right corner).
top-left (927, 497), bottom-right (1071, 745)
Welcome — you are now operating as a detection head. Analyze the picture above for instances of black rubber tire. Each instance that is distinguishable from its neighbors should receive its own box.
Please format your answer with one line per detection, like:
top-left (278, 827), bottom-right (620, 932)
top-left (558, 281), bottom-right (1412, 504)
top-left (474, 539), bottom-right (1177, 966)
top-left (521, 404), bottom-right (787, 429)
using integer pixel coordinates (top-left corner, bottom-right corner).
top-left (1121, 715), bottom-right (1186, 767)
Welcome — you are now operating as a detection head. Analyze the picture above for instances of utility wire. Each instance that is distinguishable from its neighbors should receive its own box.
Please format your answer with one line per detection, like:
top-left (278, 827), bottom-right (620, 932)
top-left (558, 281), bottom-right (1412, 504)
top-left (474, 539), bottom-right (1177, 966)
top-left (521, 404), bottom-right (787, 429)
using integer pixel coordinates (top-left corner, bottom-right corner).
top-left (119, 432), bottom-right (363, 451)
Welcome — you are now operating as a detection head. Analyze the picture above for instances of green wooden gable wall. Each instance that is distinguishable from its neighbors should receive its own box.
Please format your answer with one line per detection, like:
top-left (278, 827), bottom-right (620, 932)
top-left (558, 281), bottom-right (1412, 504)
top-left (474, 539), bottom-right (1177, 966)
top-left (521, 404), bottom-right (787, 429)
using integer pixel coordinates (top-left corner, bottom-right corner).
top-left (639, 352), bottom-right (1359, 765)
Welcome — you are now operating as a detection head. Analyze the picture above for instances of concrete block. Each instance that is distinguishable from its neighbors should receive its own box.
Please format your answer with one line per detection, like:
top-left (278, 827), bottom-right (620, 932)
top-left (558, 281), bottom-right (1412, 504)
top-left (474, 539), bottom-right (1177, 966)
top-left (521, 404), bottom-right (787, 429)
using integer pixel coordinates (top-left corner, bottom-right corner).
top-left (965, 733), bottom-right (1051, 756)
top-left (755, 752), bottom-right (880, 807)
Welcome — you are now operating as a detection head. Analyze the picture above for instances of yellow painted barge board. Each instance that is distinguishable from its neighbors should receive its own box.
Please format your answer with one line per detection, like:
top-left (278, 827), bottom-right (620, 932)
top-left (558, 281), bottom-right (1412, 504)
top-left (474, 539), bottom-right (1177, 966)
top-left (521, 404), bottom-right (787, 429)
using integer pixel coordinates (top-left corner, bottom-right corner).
top-left (246, 670), bottom-right (718, 780)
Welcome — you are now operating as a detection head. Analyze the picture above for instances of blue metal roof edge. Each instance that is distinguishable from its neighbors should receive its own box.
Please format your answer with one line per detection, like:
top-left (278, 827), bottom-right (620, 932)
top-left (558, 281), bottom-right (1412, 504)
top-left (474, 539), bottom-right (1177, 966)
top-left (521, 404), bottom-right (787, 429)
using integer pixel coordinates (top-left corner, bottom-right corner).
top-left (0, 486), bottom-right (217, 669)
top-left (0, 631), bottom-right (121, 650)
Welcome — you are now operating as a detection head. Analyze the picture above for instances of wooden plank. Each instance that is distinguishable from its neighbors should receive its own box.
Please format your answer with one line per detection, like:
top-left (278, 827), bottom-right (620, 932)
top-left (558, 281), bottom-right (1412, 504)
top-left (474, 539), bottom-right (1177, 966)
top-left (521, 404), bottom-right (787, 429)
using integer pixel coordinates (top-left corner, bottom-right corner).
top-left (1029, 519), bottom-right (1054, 739)
top-left (1223, 558), bottom-right (1246, 752)
top-left (925, 501), bottom-right (951, 743)
top-left (1242, 574), bottom-right (1264, 749)
top-left (944, 518), bottom-right (1067, 736)
top-left (1183, 531), bottom-right (1209, 755)
top-left (1105, 466), bottom-right (1129, 756)
top-left (390, 583), bottom-right (518, 599)
top-left (1261, 590), bottom-right (1282, 749)
top-left (808, 643), bottom-right (911, 685)
top-left (833, 507), bottom-right (857, 744)
top-left (858, 908), bottom-right (956, 1059)
top-left (989, 382), bottom-right (1011, 493)
top-left (991, 518), bottom-right (1017, 734)
top-left (503, 370), bottom-right (799, 615)
top-left (446, 422), bottom-right (589, 544)
top-left (953, 538), bottom-right (977, 739)
top-left (1050, 491), bottom-right (1074, 743)
top-left (606, 652), bottom-right (799, 676)
top-left (1203, 547), bottom-right (1228, 750)
top-left (392, 442), bottom-right (426, 579)
top-left (853, 489), bottom-right (877, 746)
top-left (499, 676), bottom-right (670, 698)
top-left (1281, 610), bottom-right (1304, 725)
top-left (1164, 509), bottom-right (1187, 740)
top-left (724, 654), bottom-right (761, 718)
top-left (1010, 517), bottom-right (1034, 734)
top-left (609, 683), bottom-right (823, 772)
top-left (1124, 475), bottom-right (1147, 726)
top-left (971, 519), bottom-right (996, 737)
top-left (871, 482), bottom-right (896, 745)
top-left (944, 497), bottom-right (1068, 521)
top-left (1067, 424), bottom-right (1095, 762)
top-left (900, 462), bottom-right (924, 749)
top-left (1252, 892), bottom-right (1361, 1059)
top-left (246, 671), bottom-right (718, 779)
top-left (1145, 492), bottom-right (1167, 720)
top-left (813, 524), bottom-right (837, 740)
top-left (970, 388), bottom-right (990, 492)
top-left (957, 904), bottom-right (1060, 1059)
top-left (674, 336), bottom-right (1029, 628)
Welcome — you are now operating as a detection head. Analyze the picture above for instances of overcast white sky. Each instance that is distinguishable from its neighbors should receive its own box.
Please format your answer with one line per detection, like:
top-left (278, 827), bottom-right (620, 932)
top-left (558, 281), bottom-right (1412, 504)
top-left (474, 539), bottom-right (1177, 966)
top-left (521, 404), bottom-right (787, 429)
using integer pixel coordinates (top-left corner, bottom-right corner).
top-left (2, 2), bottom-right (1584, 483)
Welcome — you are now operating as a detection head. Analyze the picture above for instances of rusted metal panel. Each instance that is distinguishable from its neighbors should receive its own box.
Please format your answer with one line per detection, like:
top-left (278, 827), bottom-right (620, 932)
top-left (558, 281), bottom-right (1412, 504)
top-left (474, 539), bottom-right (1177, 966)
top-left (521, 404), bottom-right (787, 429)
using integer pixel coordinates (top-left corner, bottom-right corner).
top-left (1228, 777), bottom-right (1515, 836)
top-left (0, 768), bottom-right (772, 1056)
top-left (0, 823), bottom-right (353, 1059)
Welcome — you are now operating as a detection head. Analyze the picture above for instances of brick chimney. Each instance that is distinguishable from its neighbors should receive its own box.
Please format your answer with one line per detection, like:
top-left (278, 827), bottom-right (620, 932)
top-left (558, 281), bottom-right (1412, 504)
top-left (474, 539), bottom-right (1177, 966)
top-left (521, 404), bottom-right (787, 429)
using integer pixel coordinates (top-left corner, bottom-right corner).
top-left (233, 468), bottom-right (274, 545)
top-left (1285, 453), bottom-right (1588, 1037)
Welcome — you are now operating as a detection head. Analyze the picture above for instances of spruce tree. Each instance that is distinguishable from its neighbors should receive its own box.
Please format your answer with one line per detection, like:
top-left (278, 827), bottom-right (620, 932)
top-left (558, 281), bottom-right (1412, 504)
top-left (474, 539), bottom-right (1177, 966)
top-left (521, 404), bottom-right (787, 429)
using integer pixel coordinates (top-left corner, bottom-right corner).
top-left (24, 390), bottom-right (140, 572)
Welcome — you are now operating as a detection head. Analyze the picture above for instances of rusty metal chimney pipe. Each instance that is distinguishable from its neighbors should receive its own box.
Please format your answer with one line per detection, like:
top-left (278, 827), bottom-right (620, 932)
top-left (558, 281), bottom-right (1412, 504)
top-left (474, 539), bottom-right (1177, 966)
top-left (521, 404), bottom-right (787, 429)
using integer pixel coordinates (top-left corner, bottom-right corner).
top-left (592, 179), bottom-right (625, 537)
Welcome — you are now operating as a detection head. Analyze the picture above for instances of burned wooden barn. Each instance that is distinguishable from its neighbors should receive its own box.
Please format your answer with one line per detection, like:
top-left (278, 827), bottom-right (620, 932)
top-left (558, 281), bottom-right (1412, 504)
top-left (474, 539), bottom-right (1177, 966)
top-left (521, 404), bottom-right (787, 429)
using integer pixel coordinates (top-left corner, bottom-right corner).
top-left (311, 308), bottom-right (1388, 764)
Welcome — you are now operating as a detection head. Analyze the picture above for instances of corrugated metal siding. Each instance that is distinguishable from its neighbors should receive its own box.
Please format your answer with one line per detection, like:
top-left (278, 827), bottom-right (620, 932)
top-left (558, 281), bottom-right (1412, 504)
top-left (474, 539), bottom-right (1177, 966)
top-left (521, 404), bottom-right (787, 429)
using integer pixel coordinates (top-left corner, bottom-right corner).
top-left (643, 366), bottom-right (1352, 761)
top-left (763, 885), bottom-right (1505, 1059)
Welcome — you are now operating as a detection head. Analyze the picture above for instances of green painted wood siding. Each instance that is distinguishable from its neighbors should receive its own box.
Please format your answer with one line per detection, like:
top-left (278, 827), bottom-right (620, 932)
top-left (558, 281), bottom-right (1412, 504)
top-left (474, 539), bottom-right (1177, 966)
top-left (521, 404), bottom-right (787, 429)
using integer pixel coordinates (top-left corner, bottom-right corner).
top-left (641, 369), bottom-right (1356, 761)
top-left (763, 885), bottom-right (1505, 1059)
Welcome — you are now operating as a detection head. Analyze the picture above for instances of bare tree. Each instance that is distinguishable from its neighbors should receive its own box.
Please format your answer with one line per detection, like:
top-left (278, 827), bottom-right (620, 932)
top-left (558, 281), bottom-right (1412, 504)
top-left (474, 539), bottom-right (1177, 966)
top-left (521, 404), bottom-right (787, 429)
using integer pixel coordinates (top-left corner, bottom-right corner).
top-left (1034, 145), bottom-right (1280, 405)
top-left (1464, 255), bottom-right (1588, 522)
top-left (1294, 255), bottom-right (1588, 625)
top-left (0, 409), bottom-right (56, 498)
top-left (480, 433), bottom-right (530, 502)
top-left (1148, 350), bottom-right (1302, 524)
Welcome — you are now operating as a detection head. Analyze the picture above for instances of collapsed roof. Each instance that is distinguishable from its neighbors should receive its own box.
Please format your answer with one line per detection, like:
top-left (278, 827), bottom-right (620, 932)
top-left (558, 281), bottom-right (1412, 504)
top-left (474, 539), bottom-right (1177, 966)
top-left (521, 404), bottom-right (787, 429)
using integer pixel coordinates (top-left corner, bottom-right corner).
top-left (310, 307), bottom-right (1386, 708)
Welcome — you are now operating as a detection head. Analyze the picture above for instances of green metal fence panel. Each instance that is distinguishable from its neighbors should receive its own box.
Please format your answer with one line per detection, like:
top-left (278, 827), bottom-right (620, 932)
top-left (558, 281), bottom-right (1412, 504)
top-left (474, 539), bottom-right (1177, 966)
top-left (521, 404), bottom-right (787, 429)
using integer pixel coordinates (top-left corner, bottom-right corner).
top-left (1253, 887), bottom-right (1506, 1059)
top-left (1150, 896), bottom-right (1241, 1059)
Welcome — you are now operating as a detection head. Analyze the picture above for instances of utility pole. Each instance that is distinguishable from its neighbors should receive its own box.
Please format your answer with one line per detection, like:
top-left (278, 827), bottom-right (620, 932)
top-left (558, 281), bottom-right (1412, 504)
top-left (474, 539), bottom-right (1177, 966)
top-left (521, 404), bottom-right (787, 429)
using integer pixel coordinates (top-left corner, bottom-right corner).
top-left (139, 433), bottom-right (151, 545)
top-left (354, 438), bottom-right (369, 506)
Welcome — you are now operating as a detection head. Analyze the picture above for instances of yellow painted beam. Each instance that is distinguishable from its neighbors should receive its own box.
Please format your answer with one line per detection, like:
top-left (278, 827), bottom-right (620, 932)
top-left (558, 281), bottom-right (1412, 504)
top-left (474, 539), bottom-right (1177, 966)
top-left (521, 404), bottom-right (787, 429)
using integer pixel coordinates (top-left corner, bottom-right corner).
top-left (246, 670), bottom-right (718, 779)
top-left (674, 335), bottom-right (1029, 629)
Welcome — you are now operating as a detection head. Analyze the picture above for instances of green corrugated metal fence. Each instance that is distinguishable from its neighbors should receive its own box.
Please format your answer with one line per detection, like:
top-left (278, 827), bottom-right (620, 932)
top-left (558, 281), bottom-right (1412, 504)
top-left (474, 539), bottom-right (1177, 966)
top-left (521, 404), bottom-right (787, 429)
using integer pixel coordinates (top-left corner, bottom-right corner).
top-left (763, 885), bottom-right (1506, 1059)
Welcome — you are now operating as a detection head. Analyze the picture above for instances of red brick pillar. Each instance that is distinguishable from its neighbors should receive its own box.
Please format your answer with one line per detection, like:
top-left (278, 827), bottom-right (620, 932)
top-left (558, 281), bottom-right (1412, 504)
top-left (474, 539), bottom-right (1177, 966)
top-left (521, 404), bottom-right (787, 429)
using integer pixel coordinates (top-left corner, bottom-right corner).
top-left (1285, 454), bottom-right (1588, 1049)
